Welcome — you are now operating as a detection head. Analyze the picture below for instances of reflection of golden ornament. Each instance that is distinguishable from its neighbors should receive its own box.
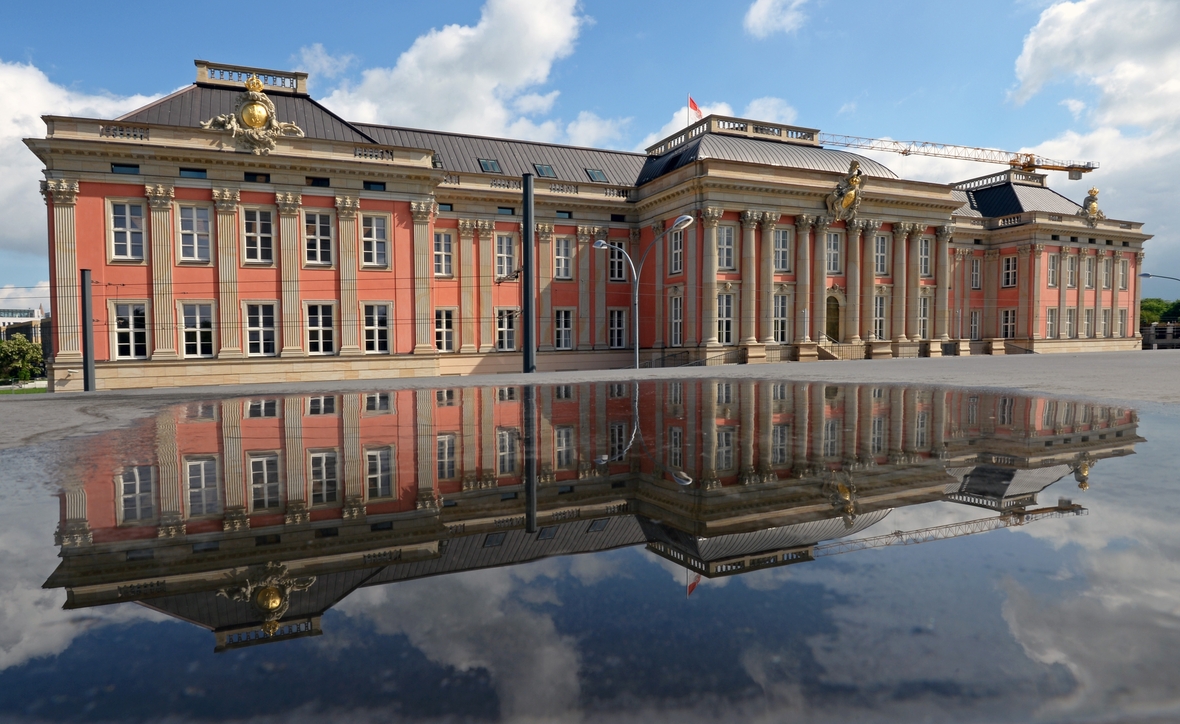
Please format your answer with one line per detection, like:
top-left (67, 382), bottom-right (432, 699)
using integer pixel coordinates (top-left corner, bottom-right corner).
top-left (256, 586), bottom-right (283, 611)
top-left (244, 74), bottom-right (264, 93)
top-left (261, 620), bottom-right (281, 637)
top-left (241, 102), bottom-right (269, 129)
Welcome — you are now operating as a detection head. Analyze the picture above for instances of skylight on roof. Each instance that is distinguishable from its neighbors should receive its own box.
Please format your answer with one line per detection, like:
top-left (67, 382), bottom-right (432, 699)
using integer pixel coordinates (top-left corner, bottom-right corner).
top-left (534, 164), bottom-right (557, 178)
top-left (585, 168), bottom-right (608, 183)
top-left (479, 159), bottom-right (502, 173)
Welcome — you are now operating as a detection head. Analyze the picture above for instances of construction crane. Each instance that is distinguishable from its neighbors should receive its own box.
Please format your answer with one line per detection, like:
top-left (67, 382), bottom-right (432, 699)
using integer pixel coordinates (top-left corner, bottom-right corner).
top-left (812, 498), bottom-right (1086, 558)
top-left (818, 133), bottom-right (1099, 180)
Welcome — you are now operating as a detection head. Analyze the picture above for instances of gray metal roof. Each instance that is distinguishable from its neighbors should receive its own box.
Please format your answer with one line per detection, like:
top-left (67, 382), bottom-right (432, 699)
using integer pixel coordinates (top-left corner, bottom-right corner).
top-left (355, 123), bottom-right (647, 186)
top-left (954, 183), bottom-right (1082, 218)
top-left (944, 464), bottom-right (1071, 499)
top-left (636, 134), bottom-right (898, 185)
top-left (117, 84), bottom-right (376, 144)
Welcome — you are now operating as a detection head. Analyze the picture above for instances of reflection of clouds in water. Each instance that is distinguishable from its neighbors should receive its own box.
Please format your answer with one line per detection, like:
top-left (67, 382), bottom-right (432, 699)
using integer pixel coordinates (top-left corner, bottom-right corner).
top-left (640, 549), bottom-right (730, 590)
top-left (337, 560), bottom-right (589, 721)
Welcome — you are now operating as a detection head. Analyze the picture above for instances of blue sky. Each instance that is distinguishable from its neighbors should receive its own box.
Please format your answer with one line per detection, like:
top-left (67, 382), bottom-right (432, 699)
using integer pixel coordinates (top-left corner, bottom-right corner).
top-left (3, 0), bottom-right (1178, 306)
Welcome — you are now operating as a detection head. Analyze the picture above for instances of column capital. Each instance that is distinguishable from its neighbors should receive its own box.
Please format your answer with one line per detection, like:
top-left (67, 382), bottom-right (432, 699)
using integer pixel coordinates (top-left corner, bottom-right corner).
top-left (892, 222), bottom-right (913, 237)
top-left (576, 225), bottom-right (594, 243)
top-left (984, 249), bottom-right (1000, 260)
top-left (536, 222), bottom-right (554, 242)
top-left (629, 227), bottom-right (641, 244)
top-left (1033, 243), bottom-right (1046, 255)
top-left (145, 183), bottom-right (174, 210)
top-left (212, 187), bottom-right (240, 212)
top-left (815, 215), bottom-right (834, 231)
top-left (41, 179), bottom-right (79, 206)
top-left (955, 248), bottom-right (972, 258)
top-left (593, 226), bottom-right (609, 242)
top-left (1137, 251), bottom-right (1145, 262)
top-left (411, 199), bottom-right (437, 222)
top-left (1017, 245), bottom-right (1032, 258)
top-left (335, 195), bottom-right (360, 219)
top-left (762, 212), bottom-right (780, 231)
top-left (936, 224), bottom-right (953, 243)
top-left (276, 191), bottom-right (302, 216)
top-left (650, 219), bottom-right (665, 235)
top-left (911, 223), bottom-right (930, 237)
top-left (476, 218), bottom-right (495, 234)
top-left (741, 210), bottom-right (761, 228)
top-left (794, 214), bottom-right (815, 233)
top-left (458, 218), bottom-right (476, 239)
top-left (858, 218), bottom-right (883, 234)
top-left (703, 207), bottom-right (724, 228)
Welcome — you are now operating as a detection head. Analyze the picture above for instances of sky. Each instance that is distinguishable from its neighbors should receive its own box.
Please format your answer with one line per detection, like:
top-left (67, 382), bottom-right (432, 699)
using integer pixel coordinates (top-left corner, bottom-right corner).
top-left (2, 0), bottom-right (1179, 308)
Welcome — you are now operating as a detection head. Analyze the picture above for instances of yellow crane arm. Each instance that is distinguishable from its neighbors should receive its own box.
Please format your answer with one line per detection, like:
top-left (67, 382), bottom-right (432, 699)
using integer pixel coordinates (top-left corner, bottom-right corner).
top-left (817, 133), bottom-right (1099, 178)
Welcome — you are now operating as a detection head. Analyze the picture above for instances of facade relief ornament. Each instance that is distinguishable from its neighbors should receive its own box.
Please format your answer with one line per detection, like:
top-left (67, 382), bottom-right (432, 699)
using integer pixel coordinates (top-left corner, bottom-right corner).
top-left (212, 188), bottom-right (240, 212)
top-left (936, 225), bottom-right (953, 243)
top-left (457, 219), bottom-right (476, 238)
top-left (795, 213), bottom-right (816, 233)
top-left (629, 228), bottom-right (641, 244)
top-left (144, 184), bottom-right (174, 209)
top-left (593, 226), bottom-right (609, 242)
top-left (762, 211), bottom-right (779, 231)
top-left (1017, 245), bottom-right (1032, 258)
top-left (741, 210), bottom-right (761, 228)
top-left (275, 192), bottom-right (302, 216)
top-left (476, 219), bottom-right (495, 235)
top-left (825, 160), bottom-right (865, 222)
top-left (984, 249), bottom-right (1000, 260)
top-left (861, 218), bottom-right (883, 235)
top-left (217, 561), bottom-right (316, 637)
top-left (200, 74), bottom-right (305, 155)
top-left (410, 200), bottom-right (437, 223)
top-left (1077, 187), bottom-right (1107, 227)
top-left (576, 225), bottom-right (594, 243)
top-left (41, 179), bottom-right (80, 206)
top-left (815, 215), bottom-right (834, 231)
top-left (335, 195), bottom-right (360, 219)
top-left (703, 207), bottom-right (724, 228)
top-left (536, 222), bottom-right (554, 242)
top-left (651, 220), bottom-right (665, 235)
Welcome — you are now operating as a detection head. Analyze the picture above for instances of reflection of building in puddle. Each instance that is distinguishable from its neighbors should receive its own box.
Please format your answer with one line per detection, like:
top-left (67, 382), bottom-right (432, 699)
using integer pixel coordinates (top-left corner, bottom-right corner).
top-left (43, 381), bottom-right (1141, 650)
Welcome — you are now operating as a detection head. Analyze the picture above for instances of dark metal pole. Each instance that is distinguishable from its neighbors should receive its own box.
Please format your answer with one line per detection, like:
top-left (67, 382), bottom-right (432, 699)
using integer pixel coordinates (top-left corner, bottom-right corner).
top-left (521, 174), bottom-right (537, 373)
top-left (80, 269), bottom-right (95, 392)
top-left (523, 384), bottom-right (538, 533)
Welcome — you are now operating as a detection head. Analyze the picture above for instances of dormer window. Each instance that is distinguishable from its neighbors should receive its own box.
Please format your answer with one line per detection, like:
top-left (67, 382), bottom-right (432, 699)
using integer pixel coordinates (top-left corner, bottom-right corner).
top-left (534, 164), bottom-right (557, 178)
top-left (585, 168), bottom-right (608, 183)
top-left (479, 159), bottom-right (503, 173)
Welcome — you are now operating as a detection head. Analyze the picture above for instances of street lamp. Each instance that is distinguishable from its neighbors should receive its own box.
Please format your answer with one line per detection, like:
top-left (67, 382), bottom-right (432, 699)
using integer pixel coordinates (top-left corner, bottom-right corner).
top-left (593, 382), bottom-right (694, 485)
top-left (1141, 272), bottom-right (1180, 283)
top-left (594, 214), bottom-right (694, 369)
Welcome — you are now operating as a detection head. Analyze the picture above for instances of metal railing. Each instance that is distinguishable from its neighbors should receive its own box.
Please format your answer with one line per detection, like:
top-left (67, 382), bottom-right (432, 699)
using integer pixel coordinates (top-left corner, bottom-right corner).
top-left (818, 335), bottom-right (863, 360)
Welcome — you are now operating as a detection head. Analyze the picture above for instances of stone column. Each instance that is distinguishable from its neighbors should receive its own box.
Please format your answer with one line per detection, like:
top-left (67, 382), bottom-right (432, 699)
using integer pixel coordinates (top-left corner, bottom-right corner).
top-left (478, 220), bottom-right (495, 353)
top-left (412, 200), bottom-right (437, 354)
top-left (906, 225), bottom-right (924, 340)
top-left (857, 385), bottom-right (873, 460)
top-left (461, 387), bottom-right (478, 478)
top-left (342, 394), bottom-right (364, 518)
top-left (42, 180), bottom-right (82, 363)
top-left (415, 390), bottom-right (438, 509)
top-left (844, 385), bottom-right (859, 464)
top-left (701, 381), bottom-right (718, 484)
top-left (860, 219), bottom-right (881, 340)
top-left (146, 183), bottom-right (178, 359)
top-left (793, 383), bottom-right (810, 471)
top-left (813, 216), bottom-right (833, 341)
top-left (932, 388), bottom-right (947, 458)
top-left (794, 215), bottom-right (815, 343)
top-left (1133, 251), bottom-right (1145, 337)
top-left (458, 219), bottom-right (477, 353)
top-left (957, 248), bottom-right (971, 340)
top-left (277, 192), bottom-right (305, 357)
top-left (594, 227), bottom-right (609, 349)
top-left (890, 386), bottom-right (905, 456)
top-left (984, 249), bottom-right (1000, 340)
top-left (1017, 245), bottom-right (1032, 339)
top-left (809, 382), bottom-right (825, 461)
top-left (653, 221), bottom-right (666, 349)
top-left (336, 195), bottom-right (362, 356)
top-left (847, 219), bottom-right (862, 343)
top-left (155, 411), bottom-right (184, 537)
top-left (214, 189), bottom-right (243, 358)
top-left (219, 400), bottom-right (248, 531)
top-left (685, 219), bottom-right (700, 347)
top-left (1030, 244), bottom-right (1044, 339)
top-left (483, 388), bottom-right (497, 479)
top-left (702, 208), bottom-right (723, 347)
top-left (576, 226), bottom-right (593, 350)
top-left (740, 210), bottom-right (760, 347)
top-left (891, 223), bottom-right (910, 342)
top-left (1058, 249), bottom-right (1071, 339)
top-left (283, 396), bottom-right (307, 523)
top-left (1076, 249), bottom-right (1088, 338)
top-left (759, 213), bottom-right (778, 345)
top-left (757, 380), bottom-right (772, 473)
top-left (936, 225), bottom-right (952, 341)
top-left (538, 223), bottom-right (554, 352)
top-left (740, 380), bottom-right (756, 482)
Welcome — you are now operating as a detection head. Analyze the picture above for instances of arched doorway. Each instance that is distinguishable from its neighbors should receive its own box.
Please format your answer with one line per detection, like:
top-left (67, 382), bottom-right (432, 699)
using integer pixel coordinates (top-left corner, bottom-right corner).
top-left (826, 296), bottom-right (841, 341)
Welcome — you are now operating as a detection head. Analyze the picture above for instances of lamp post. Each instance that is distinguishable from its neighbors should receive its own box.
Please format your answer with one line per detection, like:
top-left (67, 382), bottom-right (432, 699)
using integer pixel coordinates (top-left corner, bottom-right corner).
top-left (594, 214), bottom-right (694, 369)
top-left (1140, 272), bottom-right (1180, 283)
top-left (594, 381), bottom-right (694, 486)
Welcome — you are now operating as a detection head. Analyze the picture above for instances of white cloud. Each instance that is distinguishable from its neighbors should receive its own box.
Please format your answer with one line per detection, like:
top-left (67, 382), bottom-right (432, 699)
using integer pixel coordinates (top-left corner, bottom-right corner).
top-left (1060, 98), bottom-right (1086, 118)
top-left (743, 0), bottom-right (809, 39)
top-left (837, 101), bottom-right (857, 116)
top-left (565, 111), bottom-right (629, 148)
top-left (0, 61), bottom-right (156, 260)
top-left (635, 97), bottom-right (797, 151)
top-left (0, 281), bottom-right (49, 312)
top-left (742, 96), bottom-right (798, 125)
top-left (514, 90), bottom-right (560, 115)
top-left (294, 43), bottom-right (356, 83)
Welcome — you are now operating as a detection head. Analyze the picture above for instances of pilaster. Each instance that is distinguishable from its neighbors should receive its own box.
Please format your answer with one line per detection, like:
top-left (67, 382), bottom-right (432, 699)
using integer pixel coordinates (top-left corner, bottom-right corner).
top-left (155, 411), bottom-right (184, 538)
top-left (847, 219), bottom-right (863, 342)
top-left (1076, 248), bottom-right (1089, 338)
top-left (936, 225), bottom-right (952, 341)
top-left (276, 192), bottom-right (305, 357)
top-left (411, 200), bottom-right (437, 354)
top-left (1095, 250), bottom-right (1106, 337)
top-left (1134, 251), bottom-right (1145, 337)
top-left (335, 196), bottom-right (362, 356)
top-left (458, 219), bottom-right (477, 352)
top-left (146, 183), bottom-right (178, 359)
top-left (891, 223), bottom-right (910, 342)
top-left (759, 213), bottom-right (778, 345)
top-left (342, 394), bottom-right (364, 518)
top-left (537, 223), bottom-right (554, 352)
top-left (984, 249), bottom-right (1000, 341)
top-left (283, 396), bottom-right (307, 522)
top-left (478, 220), bottom-right (496, 352)
top-left (813, 216), bottom-right (832, 341)
top-left (685, 220), bottom-right (699, 347)
top-left (859, 219), bottom-right (882, 341)
top-left (214, 188), bottom-right (243, 358)
top-left (576, 226), bottom-right (594, 350)
top-left (42, 180), bottom-right (82, 362)
top-left (653, 221), bottom-right (666, 349)
top-left (906, 224), bottom-right (924, 340)
top-left (702, 207), bottom-right (723, 347)
top-left (593, 226), bottom-right (608, 349)
top-left (219, 399), bottom-right (248, 531)
top-left (415, 390), bottom-right (438, 510)
top-left (794, 215), bottom-right (815, 344)
top-left (740, 210), bottom-right (760, 348)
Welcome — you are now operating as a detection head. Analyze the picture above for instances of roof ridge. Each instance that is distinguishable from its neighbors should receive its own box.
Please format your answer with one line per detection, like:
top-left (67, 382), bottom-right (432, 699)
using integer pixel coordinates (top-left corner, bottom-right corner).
top-left (352, 121), bottom-right (646, 157)
top-left (114, 84), bottom-right (192, 122)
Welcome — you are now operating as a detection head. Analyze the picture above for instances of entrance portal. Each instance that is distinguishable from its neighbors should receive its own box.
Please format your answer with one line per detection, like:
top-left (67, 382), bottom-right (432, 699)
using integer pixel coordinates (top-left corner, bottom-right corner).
top-left (826, 296), bottom-right (841, 341)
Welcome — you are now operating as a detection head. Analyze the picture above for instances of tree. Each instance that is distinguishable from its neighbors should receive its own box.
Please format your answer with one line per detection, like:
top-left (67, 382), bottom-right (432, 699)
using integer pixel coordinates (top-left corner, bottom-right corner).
top-left (1140, 298), bottom-right (1172, 325)
top-left (0, 334), bottom-right (44, 382)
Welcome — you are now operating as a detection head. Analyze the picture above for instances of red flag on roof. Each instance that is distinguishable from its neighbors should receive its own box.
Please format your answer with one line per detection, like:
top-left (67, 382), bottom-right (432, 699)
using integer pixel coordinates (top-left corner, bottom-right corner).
top-left (688, 96), bottom-right (703, 121)
top-left (687, 572), bottom-right (702, 597)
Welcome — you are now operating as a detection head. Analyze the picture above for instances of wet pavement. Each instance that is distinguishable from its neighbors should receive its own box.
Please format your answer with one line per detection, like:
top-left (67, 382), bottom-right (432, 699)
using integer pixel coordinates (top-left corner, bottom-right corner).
top-left (0, 376), bottom-right (1176, 723)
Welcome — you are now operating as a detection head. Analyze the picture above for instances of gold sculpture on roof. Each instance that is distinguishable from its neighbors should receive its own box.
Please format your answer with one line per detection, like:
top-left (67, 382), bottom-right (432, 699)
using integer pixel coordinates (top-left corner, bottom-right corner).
top-left (200, 74), bottom-right (304, 155)
top-left (1077, 186), bottom-right (1106, 227)
top-left (217, 561), bottom-right (316, 637)
top-left (826, 160), bottom-right (865, 222)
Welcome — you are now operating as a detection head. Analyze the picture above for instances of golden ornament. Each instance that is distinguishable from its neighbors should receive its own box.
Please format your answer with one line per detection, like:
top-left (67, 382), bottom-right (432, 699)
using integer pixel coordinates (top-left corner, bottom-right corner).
top-left (255, 586), bottom-right (283, 611)
top-left (240, 102), bottom-right (269, 129)
top-left (244, 74), bottom-right (264, 93)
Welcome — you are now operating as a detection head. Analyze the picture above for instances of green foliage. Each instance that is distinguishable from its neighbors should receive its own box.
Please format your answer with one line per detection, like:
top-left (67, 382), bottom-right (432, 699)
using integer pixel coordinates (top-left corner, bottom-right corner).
top-left (0, 334), bottom-right (44, 382)
top-left (1141, 298), bottom-right (1171, 325)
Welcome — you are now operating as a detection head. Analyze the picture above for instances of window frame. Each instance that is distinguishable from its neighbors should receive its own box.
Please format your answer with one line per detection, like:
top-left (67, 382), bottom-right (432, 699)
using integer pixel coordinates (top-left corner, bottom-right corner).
top-left (1084, 256), bottom-right (1095, 289)
top-left (495, 308), bottom-right (518, 351)
top-left (554, 308), bottom-right (573, 350)
top-left (554, 236), bottom-right (573, 280)
top-left (669, 229), bottom-right (684, 275)
top-left (109, 299), bottom-right (150, 360)
top-left (433, 230), bottom-right (454, 277)
top-left (366, 446), bottom-right (394, 499)
top-left (608, 241), bottom-right (627, 282)
top-left (1119, 258), bottom-right (1129, 290)
top-left (608, 308), bottom-right (627, 349)
top-left (669, 295), bottom-right (683, 348)
top-left (361, 214), bottom-right (390, 268)
top-left (873, 295), bottom-right (887, 340)
top-left (874, 235), bottom-right (889, 276)
top-left (1047, 253), bottom-right (1059, 287)
top-left (585, 168), bottom-right (608, 183)
top-left (185, 456), bottom-right (221, 518)
top-left (306, 302), bottom-right (337, 356)
top-left (1001, 308), bottom-right (1017, 339)
top-left (716, 226), bottom-right (736, 270)
top-left (107, 198), bottom-right (147, 263)
top-left (1047, 307), bottom-right (1058, 338)
top-left (918, 237), bottom-right (931, 277)
top-left (248, 454), bottom-right (282, 512)
top-left (479, 159), bottom-right (503, 173)
top-left (176, 203), bottom-right (214, 264)
top-left (495, 234), bottom-right (517, 280)
top-left (117, 464), bottom-right (156, 525)
top-left (243, 300), bottom-right (279, 357)
top-left (303, 209), bottom-right (335, 267)
top-left (774, 228), bottom-right (792, 272)
top-left (1001, 256), bottom-right (1018, 288)
top-left (178, 300), bottom-right (216, 359)
top-left (717, 292), bottom-right (734, 345)
top-left (970, 257), bottom-right (981, 289)
top-left (242, 206), bottom-right (276, 265)
top-left (435, 308), bottom-right (456, 352)
top-left (436, 433), bottom-right (457, 480)
top-left (363, 302), bottom-right (392, 354)
top-left (309, 450), bottom-right (340, 506)
top-left (825, 231), bottom-right (842, 274)
top-left (773, 294), bottom-right (791, 343)
top-left (496, 428), bottom-right (520, 476)
top-left (1067, 255), bottom-right (1078, 288)
top-left (1102, 257), bottom-right (1113, 289)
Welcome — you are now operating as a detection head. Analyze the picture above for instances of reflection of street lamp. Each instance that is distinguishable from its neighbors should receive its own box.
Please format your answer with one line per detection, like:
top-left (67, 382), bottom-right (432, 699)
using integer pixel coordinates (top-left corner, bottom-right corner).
top-left (593, 381), bottom-right (694, 485)
top-left (593, 214), bottom-right (694, 369)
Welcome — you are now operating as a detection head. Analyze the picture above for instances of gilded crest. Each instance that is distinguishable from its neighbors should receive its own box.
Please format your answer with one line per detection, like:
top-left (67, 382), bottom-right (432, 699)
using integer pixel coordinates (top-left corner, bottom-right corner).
top-left (200, 74), bottom-right (305, 155)
top-left (1076, 186), bottom-right (1106, 228)
top-left (217, 561), bottom-right (315, 636)
top-left (822, 471), bottom-right (860, 528)
top-left (825, 160), bottom-right (865, 222)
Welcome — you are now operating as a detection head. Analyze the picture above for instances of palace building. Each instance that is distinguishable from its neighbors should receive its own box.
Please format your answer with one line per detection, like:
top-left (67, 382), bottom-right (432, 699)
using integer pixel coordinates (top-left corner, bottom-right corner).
top-left (26, 60), bottom-right (1151, 391)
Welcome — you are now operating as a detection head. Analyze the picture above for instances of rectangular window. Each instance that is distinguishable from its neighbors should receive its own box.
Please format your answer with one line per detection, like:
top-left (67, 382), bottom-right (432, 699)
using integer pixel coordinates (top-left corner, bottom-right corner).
top-left (366, 393), bottom-right (390, 412)
top-left (915, 412), bottom-right (929, 448)
top-left (998, 397), bottom-right (1014, 426)
top-left (919, 237), bottom-right (931, 276)
top-left (435, 309), bottom-right (454, 352)
top-left (875, 236), bottom-right (889, 275)
top-left (773, 295), bottom-right (791, 343)
top-left (1103, 258), bottom-right (1112, 289)
top-left (873, 296), bottom-right (886, 340)
top-left (1119, 308), bottom-right (1128, 337)
top-left (669, 230), bottom-right (684, 274)
top-left (244, 209), bottom-right (273, 262)
top-left (1047, 307), bottom-right (1058, 338)
top-left (496, 235), bottom-right (515, 279)
top-left (774, 229), bottom-right (792, 272)
top-left (918, 297), bottom-right (930, 340)
top-left (1001, 309), bottom-right (1016, 339)
top-left (823, 419), bottom-right (839, 457)
top-left (111, 203), bottom-right (145, 260)
top-left (668, 426), bottom-right (683, 469)
top-left (114, 303), bottom-right (148, 359)
top-left (871, 416), bottom-right (885, 455)
top-left (363, 180), bottom-right (385, 191)
top-left (1067, 256), bottom-right (1078, 287)
top-left (1119, 259), bottom-right (1129, 290)
top-left (308, 304), bottom-right (335, 355)
top-left (250, 456), bottom-right (280, 510)
top-left (1102, 309), bottom-right (1111, 337)
top-left (772, 424), bottom-right (790, 464)
top-left (715, 427), bottom-right (734, 471)
top-left (244, 172), bottom-right (269, 184)
top-left (434, 232), bottom-right (453, 276)
top-left (358, 304), bottom-right (386, 353)
top-left (554, 237), bottom-right (573, 279)
top-left (717, 293), bottom-right (734, 345)
top-left (717, 382), bottom-right (733, 405)
top-left (247, 399), bottom-right (277, 418)
top-left (179, 168), bottom-right (206, 179)
top-left (497, 429), bottom-right (518, 475)
top-left (1047, 254), bottom-right (1059, 287)
top-left (479, 159), bottom-right (502, 173)
top-left (826, 232), bottom-right (841, 274)
top-left (1085, 257), bottom-right (1095, 288)
top-left (182, 303), bottom-right (214, 357)
top-left (1066, 308), bottom-right (1077, 338)
top-left (112, 163), bottom-right (139, 175)
top-left (437, 434), bottom-right (456, 479)
top-left (363, 216), bottom-right (388, 267)
top-left (970, 310), bottom-right (981, 340)
top-left (609, 309), bottom-right (627, 349)
top-left (609, 422), bottom-right (628, 462)
top-left (308, 395), bottom-right (336, 415)
top-left (669, 382), bottom-right (683, 406)
top-left (554, 309), bottom-right (573, 350)
top-left (555, 427), bottom-right (574, 468)
top-left (497, 207), bottom-right (514, 216)
top-left (602, 240), bottom-right (625, 283)
top-left (533, 163), bottom-right (556, 178)
top-left (585, 168), bottom-right (608, 183)
top-left (179, 206), bottom-right (212, 261)
top-left (310, 452), bottom-right (338, 505)
top-left (1084, 308), bottom-right (1094, 338)
top-left (669, 296), bottom-right (683, 347)
top-left (554, 385), bottom-right (573, 400)
top-left (496, 309), bottom-right (516, 351)
top-left (120, 465), bottom-right (154, 522)
top-left (306, 176), bottom-right (330, 188)
top-left (498, 386), bottom-right (518, 402)
top-left (367, 449), bottom-right (392, 498)
top-left (304, 212), bottom-right (332, 264)
top-left (1002, 256), bottom-right (1018, 287)
top-left (970, 257), bottom-right (981, 289)
top-left (717, 227), bottom-right (735, 269)
top-left (246, 303), bottom-right (277, 356)
top-left (186, 459), bottom-right (219, 517)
